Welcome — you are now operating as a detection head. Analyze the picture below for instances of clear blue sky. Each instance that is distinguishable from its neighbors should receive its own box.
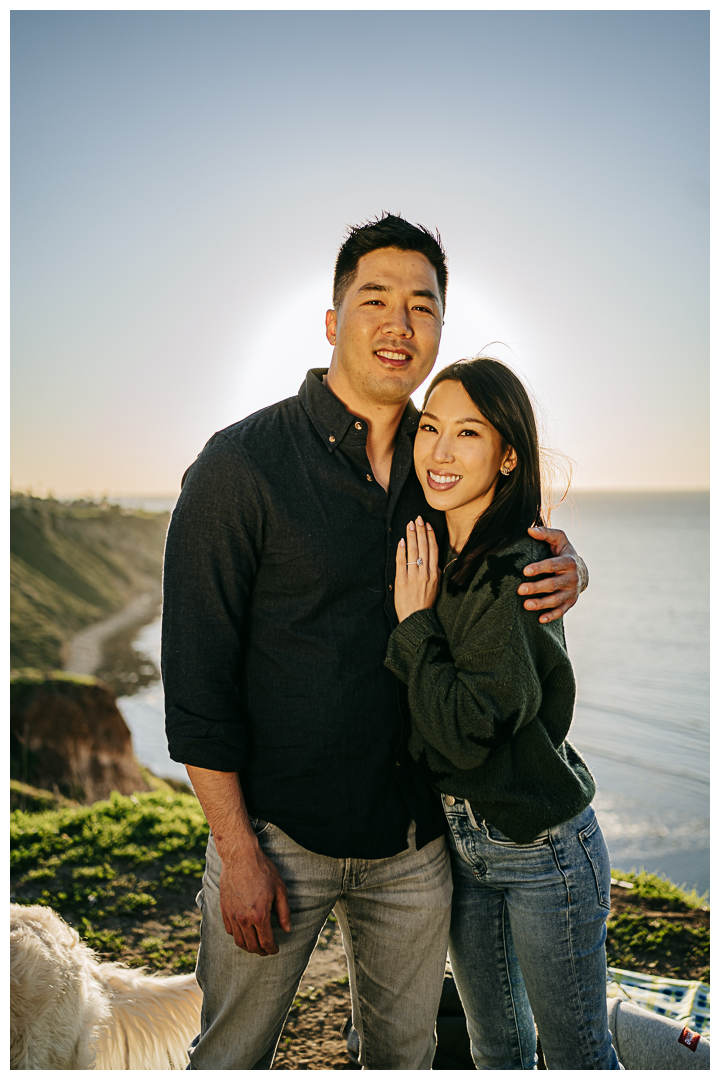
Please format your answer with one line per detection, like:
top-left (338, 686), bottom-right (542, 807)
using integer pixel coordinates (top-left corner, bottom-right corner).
top-left (11, 10), bottom-right (708, 494)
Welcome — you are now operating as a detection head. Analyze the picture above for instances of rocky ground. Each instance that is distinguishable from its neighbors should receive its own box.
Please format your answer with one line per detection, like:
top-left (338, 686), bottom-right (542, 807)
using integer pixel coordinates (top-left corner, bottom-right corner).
top-left (272, 924), bottom-right (355, 1071)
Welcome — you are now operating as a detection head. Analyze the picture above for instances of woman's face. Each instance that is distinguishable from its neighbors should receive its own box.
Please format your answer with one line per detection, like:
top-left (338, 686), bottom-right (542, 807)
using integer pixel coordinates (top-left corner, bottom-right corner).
top-left (414, 379), bottom-right (516, 520)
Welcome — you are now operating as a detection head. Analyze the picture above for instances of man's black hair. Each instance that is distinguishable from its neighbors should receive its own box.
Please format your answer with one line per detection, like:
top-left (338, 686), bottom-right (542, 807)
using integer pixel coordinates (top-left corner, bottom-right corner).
top-left (333, 213), bottom-right (447, 313)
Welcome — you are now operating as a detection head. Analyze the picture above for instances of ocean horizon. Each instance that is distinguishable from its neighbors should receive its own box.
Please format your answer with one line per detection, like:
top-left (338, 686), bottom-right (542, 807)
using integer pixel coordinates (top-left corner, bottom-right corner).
top-left (46, 485), bottom-right (710, 515)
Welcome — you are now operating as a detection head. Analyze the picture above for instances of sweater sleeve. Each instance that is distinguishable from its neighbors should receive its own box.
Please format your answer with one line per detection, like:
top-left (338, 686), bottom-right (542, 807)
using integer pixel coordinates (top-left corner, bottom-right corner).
top-left (384, 581), bottom-right (543, 771)
top-left (161, 434), bottom-right (264, 773)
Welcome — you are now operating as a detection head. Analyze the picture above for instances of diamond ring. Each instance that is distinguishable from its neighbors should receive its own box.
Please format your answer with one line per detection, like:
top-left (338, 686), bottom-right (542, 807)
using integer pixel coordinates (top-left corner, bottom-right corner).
top-left (407, 558), bottom-right (423, 567)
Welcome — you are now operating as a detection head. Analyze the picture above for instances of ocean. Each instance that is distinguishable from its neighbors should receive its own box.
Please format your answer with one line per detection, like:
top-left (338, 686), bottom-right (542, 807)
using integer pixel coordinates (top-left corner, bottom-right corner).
top-left (117, 490), bottom-right (710, 895)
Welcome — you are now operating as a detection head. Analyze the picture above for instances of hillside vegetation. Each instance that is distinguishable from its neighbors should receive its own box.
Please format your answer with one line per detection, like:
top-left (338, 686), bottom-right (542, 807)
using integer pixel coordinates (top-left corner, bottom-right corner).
top-left (10, 495), bottom-right (169, 671)
top-left (10, 785), bottom-right (205, 973)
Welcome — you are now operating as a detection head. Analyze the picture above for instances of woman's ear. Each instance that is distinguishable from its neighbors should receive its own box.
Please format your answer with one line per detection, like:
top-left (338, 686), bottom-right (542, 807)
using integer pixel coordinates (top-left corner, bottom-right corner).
top-left (502, 446), bottom-right (518, 474)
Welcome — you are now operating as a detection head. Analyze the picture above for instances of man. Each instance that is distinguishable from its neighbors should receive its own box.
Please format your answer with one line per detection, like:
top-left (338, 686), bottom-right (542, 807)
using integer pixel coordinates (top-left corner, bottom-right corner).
top-left (162, 214), bottom-right (586, 1070)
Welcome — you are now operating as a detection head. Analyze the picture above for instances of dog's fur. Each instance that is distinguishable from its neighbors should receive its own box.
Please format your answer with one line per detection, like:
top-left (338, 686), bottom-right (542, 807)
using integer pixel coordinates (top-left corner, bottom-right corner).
top-left (11, 903), bottom-right (202, 1070)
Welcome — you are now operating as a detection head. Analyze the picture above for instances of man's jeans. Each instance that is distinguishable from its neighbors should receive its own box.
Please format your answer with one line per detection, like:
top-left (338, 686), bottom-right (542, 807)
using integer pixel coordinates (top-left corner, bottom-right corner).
top-left (445, 800), bottom-right (621, 1070)
top-left (188, 818), bottom-right (452, 1070)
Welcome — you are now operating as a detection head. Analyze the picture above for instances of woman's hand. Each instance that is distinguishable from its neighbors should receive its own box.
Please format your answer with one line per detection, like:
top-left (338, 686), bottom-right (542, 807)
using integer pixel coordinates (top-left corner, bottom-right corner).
top-left (394, 517), bottom-right (441, 623)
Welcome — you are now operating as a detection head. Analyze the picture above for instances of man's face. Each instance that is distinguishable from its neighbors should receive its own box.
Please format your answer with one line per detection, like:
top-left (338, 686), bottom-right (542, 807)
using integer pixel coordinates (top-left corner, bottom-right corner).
top-left (325, 247), bottom-right (443, 407)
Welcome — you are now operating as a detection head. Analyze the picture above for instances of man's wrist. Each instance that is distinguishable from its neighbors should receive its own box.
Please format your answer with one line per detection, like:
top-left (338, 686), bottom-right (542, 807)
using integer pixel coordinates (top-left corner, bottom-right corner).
top-left (213, 810), bottom-right (260, 855)
top-left (214, 827), bottom-right (261, 864)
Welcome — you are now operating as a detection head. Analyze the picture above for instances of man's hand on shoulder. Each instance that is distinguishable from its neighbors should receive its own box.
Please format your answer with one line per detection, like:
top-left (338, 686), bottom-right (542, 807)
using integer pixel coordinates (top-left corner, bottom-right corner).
top-left (219, 837), bottom-right (291, 956)
top-left (517, 525), bottom-right (589, 624)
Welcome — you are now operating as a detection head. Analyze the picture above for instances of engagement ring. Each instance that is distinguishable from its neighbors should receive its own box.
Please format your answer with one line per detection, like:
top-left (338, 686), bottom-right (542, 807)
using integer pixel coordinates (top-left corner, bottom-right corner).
top-left (407, 558), bottom-right (423, 567)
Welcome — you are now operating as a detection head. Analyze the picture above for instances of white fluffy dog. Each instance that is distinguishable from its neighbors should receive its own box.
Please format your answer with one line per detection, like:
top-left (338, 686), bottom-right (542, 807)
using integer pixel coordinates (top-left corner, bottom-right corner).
top-left (10, 903), bottom-right (202, 1070)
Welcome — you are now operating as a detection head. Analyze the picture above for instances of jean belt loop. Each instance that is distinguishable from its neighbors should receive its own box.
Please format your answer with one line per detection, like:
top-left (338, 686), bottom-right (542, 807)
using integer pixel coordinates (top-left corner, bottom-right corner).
top-left (463, 799), bottom-right (482, 831)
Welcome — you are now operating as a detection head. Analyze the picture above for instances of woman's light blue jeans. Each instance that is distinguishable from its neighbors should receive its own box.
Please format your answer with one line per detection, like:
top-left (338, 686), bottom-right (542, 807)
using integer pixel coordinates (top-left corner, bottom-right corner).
top-left (444, 799), bottom-right (621, 1070)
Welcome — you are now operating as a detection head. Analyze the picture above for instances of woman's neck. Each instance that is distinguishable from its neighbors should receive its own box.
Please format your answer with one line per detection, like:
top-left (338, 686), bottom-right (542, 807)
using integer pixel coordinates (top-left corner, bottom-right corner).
top-left (444, 474), bottom-right (501, 554)
top-left (445, 501), bottom-right (486, 555)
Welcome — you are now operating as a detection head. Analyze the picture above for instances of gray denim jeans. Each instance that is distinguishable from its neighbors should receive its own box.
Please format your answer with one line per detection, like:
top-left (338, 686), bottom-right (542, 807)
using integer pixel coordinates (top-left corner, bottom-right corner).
top-left (188, 818), bottom-right (452, 1070)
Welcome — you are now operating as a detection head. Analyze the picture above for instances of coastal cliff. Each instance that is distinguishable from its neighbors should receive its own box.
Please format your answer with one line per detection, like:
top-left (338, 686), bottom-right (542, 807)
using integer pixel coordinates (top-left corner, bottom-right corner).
top-left (10, 494), bottom-right (169, 674)
top-left (10, 671), bottom-right (151, 803)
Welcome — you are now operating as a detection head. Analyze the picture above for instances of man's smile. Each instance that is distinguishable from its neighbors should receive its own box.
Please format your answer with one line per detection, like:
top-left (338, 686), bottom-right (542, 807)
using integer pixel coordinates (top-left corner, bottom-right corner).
top-left (375, 348), bottom-right (413, 367)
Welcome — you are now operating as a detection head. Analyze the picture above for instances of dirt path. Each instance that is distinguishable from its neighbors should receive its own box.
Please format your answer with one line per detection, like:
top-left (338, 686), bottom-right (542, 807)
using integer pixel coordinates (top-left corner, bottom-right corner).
top-left (64, 589), bottom-right (161, 675)
top-left (274, 920), bottom-right (353, 1070)
top-left (298, 922), bottom-right (348, 990)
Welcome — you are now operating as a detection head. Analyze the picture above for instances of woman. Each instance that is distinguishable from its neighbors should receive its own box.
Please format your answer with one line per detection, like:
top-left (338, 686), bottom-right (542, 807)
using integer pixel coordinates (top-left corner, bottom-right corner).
top-left (385, 357), bottom-right (620, 1070)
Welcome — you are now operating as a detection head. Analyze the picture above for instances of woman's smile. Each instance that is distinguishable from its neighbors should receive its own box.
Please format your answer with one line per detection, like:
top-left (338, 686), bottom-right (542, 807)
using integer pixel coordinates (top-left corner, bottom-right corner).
top-left (426, 469), bottom-right (463, 491)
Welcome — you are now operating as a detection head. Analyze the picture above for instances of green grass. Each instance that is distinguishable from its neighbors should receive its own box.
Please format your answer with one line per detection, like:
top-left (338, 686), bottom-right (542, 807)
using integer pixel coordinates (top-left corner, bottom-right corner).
top-left (611, 868), bottom-right (708, 910)
top-left (10, 554), bottom-right (102, 670)
top-left (11, 788), bottom-right (208, 973)
top-left (607, 911), bottom-right (709, 982)
top-left (608, 868), bottom-right (709, 983)
top-left (11, 789), bottom-right (209, 923)
top-left (81, 925), bottom-right (127, 953)
top-left (12, 669), bottom-right (99, 690)
top-left (139, 936), bottom-right (174, 964)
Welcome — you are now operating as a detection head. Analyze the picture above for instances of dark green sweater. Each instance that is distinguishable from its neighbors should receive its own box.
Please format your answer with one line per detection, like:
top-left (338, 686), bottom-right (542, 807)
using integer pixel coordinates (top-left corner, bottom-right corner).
top-left (385, 537), bottom-right (595, 844)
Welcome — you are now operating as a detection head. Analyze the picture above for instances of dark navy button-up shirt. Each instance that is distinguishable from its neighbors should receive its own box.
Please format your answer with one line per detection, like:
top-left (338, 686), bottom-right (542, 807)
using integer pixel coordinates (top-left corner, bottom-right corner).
top-left (162, 369), bottom-right (447, 859)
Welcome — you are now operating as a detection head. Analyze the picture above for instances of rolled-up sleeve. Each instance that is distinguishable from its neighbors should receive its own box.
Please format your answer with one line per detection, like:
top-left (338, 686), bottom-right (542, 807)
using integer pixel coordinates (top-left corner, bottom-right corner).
top-left (161, 434), bottom-right (264, 772)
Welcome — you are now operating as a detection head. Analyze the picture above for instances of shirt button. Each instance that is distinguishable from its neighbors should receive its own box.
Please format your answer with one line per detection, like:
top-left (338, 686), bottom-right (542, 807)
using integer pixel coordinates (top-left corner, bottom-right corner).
top-left (444, 795), bottom-right (456, 806)
top-left (395, 761), bottom-right (401, 768)
top-left (366, 474), bottom-right (373, 482)
top-left (388, 583), bottom-right (393, 591)
top-left (329, 435), bottom-right (336, 443)
top-left (355, 421), bottom-right (363, 430)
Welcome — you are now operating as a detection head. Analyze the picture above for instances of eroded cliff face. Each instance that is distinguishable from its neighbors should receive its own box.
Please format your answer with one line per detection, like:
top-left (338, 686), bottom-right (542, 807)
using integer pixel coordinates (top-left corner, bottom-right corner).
top-left (10, 673), bottom-right (150, 803)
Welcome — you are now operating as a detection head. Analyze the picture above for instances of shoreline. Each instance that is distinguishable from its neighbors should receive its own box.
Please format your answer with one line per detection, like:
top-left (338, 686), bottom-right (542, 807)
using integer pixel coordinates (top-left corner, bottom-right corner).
top-left (63, 590), bottom-right (162, 697)
top-left (64, 589), bottom-right (162, 675)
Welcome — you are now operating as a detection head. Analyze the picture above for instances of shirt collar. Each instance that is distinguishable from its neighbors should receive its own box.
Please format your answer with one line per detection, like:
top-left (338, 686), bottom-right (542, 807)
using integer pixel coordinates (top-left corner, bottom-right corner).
top-left (298, 368), bottom-right (419, 452)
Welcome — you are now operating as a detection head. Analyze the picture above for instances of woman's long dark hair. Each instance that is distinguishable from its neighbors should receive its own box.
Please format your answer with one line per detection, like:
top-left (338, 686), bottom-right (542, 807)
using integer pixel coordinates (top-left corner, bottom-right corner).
top-left (422, 357), bottom-right (544, 591)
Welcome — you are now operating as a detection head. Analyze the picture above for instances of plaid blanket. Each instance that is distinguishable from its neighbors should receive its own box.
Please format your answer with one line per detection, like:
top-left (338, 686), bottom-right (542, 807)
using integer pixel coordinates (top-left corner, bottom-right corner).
top-left (607, 966), bottom-right (710, 1037)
